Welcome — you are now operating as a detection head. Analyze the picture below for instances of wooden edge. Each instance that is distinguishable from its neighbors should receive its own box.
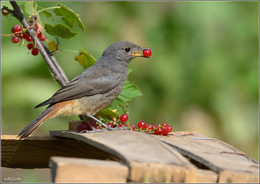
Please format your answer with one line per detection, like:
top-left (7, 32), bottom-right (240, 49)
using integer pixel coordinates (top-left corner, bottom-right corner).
top-left (50, 130), bottom-right (129, 164)
top-left (218, 170), bottom-right (259, 183)
top-left (1, 135), bottom-right (59, 140)
top-left (129, 161), bottom-right (218, 183)
top-left (152, 132), bottom-right (259, 174)
top-left (1, 135), bottom-right (119, 168)
top-left (50, 156), bottom-right (128, 183)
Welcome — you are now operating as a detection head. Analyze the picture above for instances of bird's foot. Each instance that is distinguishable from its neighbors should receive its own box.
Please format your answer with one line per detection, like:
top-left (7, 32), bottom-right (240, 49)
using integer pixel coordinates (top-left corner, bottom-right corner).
top-left (108, 126), bottom-right (128, 131)
top-left (87, 115), bottom-right (129, 131)
top-left (80, 126), bottom-right (128, 133)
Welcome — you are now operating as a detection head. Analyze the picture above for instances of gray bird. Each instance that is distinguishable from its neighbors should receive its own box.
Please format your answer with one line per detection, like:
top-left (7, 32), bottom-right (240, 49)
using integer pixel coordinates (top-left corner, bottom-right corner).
top-left (18, 41), bottom-right (151, 138)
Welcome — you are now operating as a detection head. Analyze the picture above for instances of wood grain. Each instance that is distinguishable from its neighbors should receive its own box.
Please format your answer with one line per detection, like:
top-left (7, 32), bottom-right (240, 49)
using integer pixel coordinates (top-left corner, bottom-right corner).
top-left (2, 130), bottom-right (258, 183)
top-left (152, 131), bottom-right (259, 183)
top-left (50, 130), bottom-right (191, 166)
top-left (50, 130), bottom-right (217, 182)
top-left (1, 135), bottom-right (119, 168)
top-left (50, 156), bottom-right (128, 183)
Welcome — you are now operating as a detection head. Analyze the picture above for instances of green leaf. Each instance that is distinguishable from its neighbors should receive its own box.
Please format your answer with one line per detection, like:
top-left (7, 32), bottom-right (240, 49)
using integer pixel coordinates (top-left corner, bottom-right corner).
top-left (97, 108), bottom-right (119, 119)
top-left (54, 4), bottom-right (85, 31)
top-left (45, 23), bottom-right (77, 39)
top-left (107, 98), bottom-right (127, 117)
top-left (101, 79), bottom-right (143, 117)
top-left (18, 1), bottom-right (34, 19)
top-left (37, 6), bottom-right (52, 18)
top-left (75, 49), bottom-right (96, 69)
top-left (48, 40), bottom-right (59, 51)
top-left (117, 80), bottom-right (143, 103)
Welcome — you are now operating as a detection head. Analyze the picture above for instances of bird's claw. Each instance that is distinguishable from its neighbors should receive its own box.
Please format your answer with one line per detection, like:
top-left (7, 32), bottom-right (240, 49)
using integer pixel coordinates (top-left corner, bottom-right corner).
top-left (80, 126), bottom-right (128, 134)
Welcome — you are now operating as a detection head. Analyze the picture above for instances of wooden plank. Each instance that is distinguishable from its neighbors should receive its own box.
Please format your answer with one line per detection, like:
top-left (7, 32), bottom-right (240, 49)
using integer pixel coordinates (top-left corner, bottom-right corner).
top-left (50, 157), bottom-right (128, 183)
top-left (185, 168), bottom-right (218, 183)
top-left (1, 135), bottom-right (119, 168)
top-left (218, 170), bottom-right (259, 183)
top-left (152, 131), bottom-right (259, 183)
top-left (50, 130), bottom-right (219, 182)
top-left (129, 162), bottom-right (217, 183)
top-left (51, 130), bottom-right (191, 166)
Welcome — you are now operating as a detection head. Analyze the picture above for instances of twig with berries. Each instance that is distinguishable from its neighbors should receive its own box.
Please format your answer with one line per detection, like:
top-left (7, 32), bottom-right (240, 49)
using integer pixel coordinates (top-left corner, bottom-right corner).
top-left (3, 1), bottom-right (69, 87)
top-left (3, 1), bottom-right (90, 123)
top-left (77, 113), bottom-right (174, 136)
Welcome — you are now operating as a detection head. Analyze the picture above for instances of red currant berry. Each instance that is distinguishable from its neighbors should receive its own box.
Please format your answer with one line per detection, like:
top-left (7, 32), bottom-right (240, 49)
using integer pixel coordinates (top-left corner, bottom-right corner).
top-left (96, 125), bottom-right (101, 129)
top-left (154, 127), bottom-right (162, 135)
top-left (23, 33), bottom-right (32, 42)
top-left (89, 118), bottom-right (99, 128)
top-left (120, 114), bottom-right (128, 123)
top-left (142, 49), bottom-right (152, 58)
top-left (106, 123), bottom-right (114, 128)
top-left (153, 124), bottom-right (160, 130)
top-left (162, 123), bottom-right (168, 128)
top-left (11, 24), bottom-right (22, 33)
top-left (166, 125), bottom-right (173, 133)
top-left (31, 48), bottom-right (39, 56)
top-left (146, 124), bottom-right (153, 131)
top-left (130, 124), bottom-right (136, 130)
top-left (161, 128), bottom-right (168, 136)
top-left (40, 34), bottom-right (47, 41)
top-left (11, 36), bottom-right (20, 43)
top-left (37, 31), bottom-right (42, 38)
top-left (11, 27), bottom-right (16, 33)
top-left (138, 121), bottom-right (146, 129)
top-left (1, 9), bottom-right (9, 16)
top-left (27, 43), bottom-right (34, 50)
top-left (14, 33), bottom-right (22, 38)
top-left (119, 124), bottom-right (126, 128)
top-left (78, 122), bottom-right (88, 131)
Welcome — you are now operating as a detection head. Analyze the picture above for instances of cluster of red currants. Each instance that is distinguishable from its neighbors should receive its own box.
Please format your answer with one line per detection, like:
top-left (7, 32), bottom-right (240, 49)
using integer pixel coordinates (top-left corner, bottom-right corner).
top-left (137, 121), bottom-right (173, 136)
top-left (77, 114), bottom-right (132, 131)
top-left (10, 24), bottom-right (46, 56)
top-left (78, 113), bottom-right (173, 136)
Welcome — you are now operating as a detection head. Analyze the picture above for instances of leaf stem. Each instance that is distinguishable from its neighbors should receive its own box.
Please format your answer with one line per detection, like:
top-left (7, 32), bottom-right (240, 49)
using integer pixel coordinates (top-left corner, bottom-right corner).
top-left (60, 49), bottom-right (79, 53)
top-left (36, 6), bottom-right (60, 15)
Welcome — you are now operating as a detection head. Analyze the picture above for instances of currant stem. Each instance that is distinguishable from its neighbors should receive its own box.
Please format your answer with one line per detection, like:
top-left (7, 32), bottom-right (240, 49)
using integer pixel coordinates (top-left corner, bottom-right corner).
top-left (36, 6), bottom-right (60, 15)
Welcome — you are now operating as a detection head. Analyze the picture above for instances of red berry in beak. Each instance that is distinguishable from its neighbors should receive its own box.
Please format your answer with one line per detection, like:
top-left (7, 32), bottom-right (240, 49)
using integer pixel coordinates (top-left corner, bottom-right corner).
top-left (142, 49), bottom-right (152, 58)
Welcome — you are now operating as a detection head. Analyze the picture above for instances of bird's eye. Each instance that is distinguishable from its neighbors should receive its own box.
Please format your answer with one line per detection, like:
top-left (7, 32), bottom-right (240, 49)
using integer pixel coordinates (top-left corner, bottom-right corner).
top-left (125, 48), bottom-right (130, 52)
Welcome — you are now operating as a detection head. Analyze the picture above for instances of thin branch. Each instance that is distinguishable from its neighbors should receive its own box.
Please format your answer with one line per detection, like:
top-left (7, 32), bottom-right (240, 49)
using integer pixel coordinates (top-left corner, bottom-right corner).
top-left (7, 1), bottom-right (85, 122)
top-left (9, 1), bottom-right (69, 87)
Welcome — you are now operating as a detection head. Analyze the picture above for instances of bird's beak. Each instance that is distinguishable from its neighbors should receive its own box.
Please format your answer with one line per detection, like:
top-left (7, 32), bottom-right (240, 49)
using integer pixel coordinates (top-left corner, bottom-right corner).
top-left (132, 49), bottom-right (144, 57)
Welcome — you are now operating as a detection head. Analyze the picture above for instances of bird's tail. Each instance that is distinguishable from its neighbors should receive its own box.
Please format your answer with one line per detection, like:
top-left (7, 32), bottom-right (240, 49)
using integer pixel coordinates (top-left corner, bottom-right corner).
top-left (18, 106), bottom-right (59, 139)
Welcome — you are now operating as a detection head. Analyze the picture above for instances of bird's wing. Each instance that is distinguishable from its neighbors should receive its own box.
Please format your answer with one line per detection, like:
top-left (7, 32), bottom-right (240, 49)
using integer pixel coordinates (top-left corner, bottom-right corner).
top-left (35, 68), bottom-right (123, 108)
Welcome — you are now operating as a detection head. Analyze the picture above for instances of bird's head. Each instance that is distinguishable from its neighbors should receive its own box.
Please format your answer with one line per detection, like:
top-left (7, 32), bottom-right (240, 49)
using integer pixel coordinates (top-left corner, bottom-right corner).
top-left (102, 41), bottom-right (152, 63)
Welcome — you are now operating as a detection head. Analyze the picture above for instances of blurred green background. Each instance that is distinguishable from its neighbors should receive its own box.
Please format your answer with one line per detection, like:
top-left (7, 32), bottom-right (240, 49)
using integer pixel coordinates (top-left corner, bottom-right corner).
top-left (1, 1), bottom-right (259, 182)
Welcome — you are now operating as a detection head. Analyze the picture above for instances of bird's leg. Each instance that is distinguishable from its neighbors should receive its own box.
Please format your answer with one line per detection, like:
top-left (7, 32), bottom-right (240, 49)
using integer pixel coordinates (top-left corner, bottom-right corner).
top-left (87, 115), bottom-right (128, 131)
top-left (87, 115), bottom-right (114, 130)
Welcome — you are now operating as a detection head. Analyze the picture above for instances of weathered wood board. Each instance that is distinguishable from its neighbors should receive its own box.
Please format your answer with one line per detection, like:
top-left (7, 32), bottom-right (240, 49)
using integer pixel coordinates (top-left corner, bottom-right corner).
top-left (51, 130), bottom-right (190, 166)
top-left (50, 156), bottom-right (128, 183)
top-left (2, 130), bottom-right (258, 183)
top-left (50, 130), bottom-right (219, 182)
top-left (152, 131), bottom-right (259, 183)
top-left (1, 135), bottom-right (119, 168)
